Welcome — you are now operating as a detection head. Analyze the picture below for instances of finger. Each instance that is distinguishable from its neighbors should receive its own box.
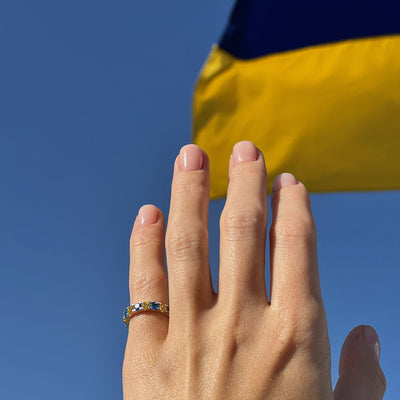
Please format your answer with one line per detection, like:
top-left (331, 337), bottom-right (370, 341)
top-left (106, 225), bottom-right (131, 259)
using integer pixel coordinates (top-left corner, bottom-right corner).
top-left (165, 144), bottom-right (214, 324)
top-left (334, 325), bottom-right (386, 400)
top-left (219, 141), bottom-right (268, 305)
top-left (269, 173), bottom-right (321, 308)
top-left (127, 204), bottom-right (169, 342)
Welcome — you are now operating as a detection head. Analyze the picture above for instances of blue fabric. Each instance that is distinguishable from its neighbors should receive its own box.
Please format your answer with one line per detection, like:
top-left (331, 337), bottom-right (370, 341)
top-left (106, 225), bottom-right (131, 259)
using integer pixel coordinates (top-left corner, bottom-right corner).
top-left (219, 0), bottom-right (400, 59)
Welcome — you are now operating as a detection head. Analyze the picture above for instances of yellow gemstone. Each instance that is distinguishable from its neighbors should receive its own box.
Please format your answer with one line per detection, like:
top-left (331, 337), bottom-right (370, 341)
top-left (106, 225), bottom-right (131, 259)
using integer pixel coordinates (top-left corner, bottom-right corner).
top-left (142, 301), bottom-right (150, 310)
top-left (159, 304), bottom-right (167, 313)
top-left (127, 306), bottom-right (134, 314)
top-left (123, 317), bottom-right (128, 324)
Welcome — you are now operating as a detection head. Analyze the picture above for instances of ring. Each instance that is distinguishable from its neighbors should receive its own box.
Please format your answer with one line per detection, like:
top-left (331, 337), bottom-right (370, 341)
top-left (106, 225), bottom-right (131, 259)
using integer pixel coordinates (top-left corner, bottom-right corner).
top-left (123, 301), bottom-right (170, 327)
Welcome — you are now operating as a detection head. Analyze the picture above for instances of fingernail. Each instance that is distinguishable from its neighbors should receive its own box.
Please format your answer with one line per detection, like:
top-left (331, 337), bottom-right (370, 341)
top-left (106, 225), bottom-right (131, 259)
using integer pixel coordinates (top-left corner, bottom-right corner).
top-left (272, 173), bottom-right (298, 192)
top-left (232, 141), bottom-right (258, 165)
top-left (179, 144), bottom-right (204, 171)
top-left (363, 325), bottom-right (381, 359)
top-left (138, 205), bottom-right (159, 225)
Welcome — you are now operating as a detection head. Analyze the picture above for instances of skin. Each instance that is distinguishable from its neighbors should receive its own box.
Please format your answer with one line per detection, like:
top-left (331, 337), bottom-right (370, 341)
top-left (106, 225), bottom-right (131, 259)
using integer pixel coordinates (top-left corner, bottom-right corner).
top-left (123, 141), bottom-right (386, 400)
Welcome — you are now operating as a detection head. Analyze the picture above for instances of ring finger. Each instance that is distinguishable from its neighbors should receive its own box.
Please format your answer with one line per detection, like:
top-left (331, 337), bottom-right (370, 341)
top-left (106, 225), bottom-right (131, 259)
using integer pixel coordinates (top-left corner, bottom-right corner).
top-left (127, 204), bottom-right (169, 343)
top-left (219, 141), bottom-right (269, 306)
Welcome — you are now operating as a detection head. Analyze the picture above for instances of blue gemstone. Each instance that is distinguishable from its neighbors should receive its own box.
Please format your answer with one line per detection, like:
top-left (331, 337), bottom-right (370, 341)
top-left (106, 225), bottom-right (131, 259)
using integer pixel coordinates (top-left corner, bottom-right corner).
top-left (151, 302), bottom-right (159, 310)
top-left (134, 304), bottom-right (141, 311)
top-left (124, 310), bottom-right (129, 319)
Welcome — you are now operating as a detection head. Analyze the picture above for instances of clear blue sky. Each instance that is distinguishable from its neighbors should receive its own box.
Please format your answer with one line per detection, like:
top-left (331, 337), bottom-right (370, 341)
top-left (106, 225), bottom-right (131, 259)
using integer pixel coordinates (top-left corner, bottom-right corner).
top-left (1, 1), bottom-right (399, 399)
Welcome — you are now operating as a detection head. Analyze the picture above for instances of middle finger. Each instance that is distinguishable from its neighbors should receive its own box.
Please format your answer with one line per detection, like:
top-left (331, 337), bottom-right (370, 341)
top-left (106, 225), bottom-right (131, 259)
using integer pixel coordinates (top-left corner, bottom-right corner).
top-left (166, 144), bottom-right (214, 325)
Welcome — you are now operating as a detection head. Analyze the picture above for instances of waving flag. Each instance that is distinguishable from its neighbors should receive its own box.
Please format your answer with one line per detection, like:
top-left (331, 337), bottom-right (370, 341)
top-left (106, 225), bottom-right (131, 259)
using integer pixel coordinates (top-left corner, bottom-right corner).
top-left (192, 0), bottom-right (400, 199)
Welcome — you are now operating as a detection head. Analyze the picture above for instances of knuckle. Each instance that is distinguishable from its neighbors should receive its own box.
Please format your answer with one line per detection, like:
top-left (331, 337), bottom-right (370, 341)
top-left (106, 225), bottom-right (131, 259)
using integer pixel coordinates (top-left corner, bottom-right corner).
top-left (278, 182), bottom-right (310, 202)
top-left (273, 300), bottom-right (327, 347)
top-left (130, 228), bottom-right (163, 251)
top-left (130, 230), bottom-right (152, 249)
top-left (174, 171), bottom-right (208, 195)
top-left (267, 312), bottom-right (298, 350)
top-left (131, 269), bottom-right (166, 295)
top-left (271, 217), bottom-right (316, 248)
top-left (231, 161), bottom-right (265, 179)
top-left (294, 303), bottom-right (327, 344)
top-left (220, 207), bottom-right (266, 240)
top-left (166, 227), bottom-right (208, 261)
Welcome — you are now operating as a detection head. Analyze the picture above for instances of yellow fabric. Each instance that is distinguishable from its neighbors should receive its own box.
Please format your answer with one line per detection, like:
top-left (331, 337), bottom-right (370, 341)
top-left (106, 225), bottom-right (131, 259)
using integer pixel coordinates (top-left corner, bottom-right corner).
top-left (192, 35), bottom-right (400, 199)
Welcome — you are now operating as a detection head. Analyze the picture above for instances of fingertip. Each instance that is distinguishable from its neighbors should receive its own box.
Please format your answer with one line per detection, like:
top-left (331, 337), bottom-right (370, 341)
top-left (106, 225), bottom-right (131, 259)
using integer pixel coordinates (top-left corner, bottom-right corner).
top-left (132, 205), bottom-right (165, 235)
top-left (271, 175), bottom-right (311, 217)
top-left (339, 324), bottom-right (382, 374)
top-left (363, 325), bottom-right (381, 360)
top-left (335, 325), bottom-right (386, 400)
top-left (137, 204), bottom-right (160, 225)
top-left (232, 141), bottom-right (258, 165)
top-left (177, 144), bottom-right (209, 172)
top-left (338, 325), bottom-right (364, 371)
top-left (272, 173), bottom-right (299, 193)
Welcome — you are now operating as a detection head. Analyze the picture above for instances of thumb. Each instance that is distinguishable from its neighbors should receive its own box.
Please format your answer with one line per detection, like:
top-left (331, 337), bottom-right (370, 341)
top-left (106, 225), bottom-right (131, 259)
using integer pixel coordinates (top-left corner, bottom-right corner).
top-left (334, 325), bottom-right (386, 400)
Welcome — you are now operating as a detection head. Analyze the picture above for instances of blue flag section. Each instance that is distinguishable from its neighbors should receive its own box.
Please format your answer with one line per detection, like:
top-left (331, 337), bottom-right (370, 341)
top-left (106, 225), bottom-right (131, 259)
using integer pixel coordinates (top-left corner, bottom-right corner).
top-left (219, 0), bottom-right (400, 59)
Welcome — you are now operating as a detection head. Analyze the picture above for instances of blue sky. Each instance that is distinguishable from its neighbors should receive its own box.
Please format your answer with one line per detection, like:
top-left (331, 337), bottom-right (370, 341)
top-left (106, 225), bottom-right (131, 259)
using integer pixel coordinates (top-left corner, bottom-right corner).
top-left (1, 1), bottom-right (399, 399)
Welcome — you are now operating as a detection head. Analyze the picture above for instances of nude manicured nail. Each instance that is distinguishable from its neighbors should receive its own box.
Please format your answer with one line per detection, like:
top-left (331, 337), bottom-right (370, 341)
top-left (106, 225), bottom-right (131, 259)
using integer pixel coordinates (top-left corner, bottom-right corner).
top-left (232, 141), bottom-right (258, 165)
top-left (179, 144), bottom-right (204, 171)
top-left (272, 173), bottom-right (298, 192)
top-left (363, 325), bottom-right (381, 359)
top-left (138, 205), bottom-right (159, 225)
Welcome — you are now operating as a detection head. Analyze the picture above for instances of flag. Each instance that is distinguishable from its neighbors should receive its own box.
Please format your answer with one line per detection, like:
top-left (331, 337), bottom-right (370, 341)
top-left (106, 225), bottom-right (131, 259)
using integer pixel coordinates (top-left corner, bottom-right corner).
top-left (192, 0), bottom-right (400, 199)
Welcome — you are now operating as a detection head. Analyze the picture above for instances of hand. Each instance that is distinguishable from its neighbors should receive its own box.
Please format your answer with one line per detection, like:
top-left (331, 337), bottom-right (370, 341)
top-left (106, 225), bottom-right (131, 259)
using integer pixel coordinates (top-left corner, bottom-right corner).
top-left (123, 141), bottom-right (386, 399)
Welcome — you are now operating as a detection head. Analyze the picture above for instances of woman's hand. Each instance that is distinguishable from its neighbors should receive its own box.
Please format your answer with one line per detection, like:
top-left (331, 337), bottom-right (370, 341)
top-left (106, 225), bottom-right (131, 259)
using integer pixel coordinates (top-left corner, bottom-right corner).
top-left (123, 141), bottom-right (386, 399)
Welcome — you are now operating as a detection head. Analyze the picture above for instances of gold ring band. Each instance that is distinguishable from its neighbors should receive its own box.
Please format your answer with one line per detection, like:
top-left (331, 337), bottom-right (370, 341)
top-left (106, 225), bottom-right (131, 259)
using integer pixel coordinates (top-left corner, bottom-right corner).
top-left (123, 301), bottom-right (170, 327)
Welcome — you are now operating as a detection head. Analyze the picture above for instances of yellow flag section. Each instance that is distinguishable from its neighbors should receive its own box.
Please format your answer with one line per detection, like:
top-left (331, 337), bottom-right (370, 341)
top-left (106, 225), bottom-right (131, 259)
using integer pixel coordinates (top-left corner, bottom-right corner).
top-left (193, 35), bottom-right (400, 199)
